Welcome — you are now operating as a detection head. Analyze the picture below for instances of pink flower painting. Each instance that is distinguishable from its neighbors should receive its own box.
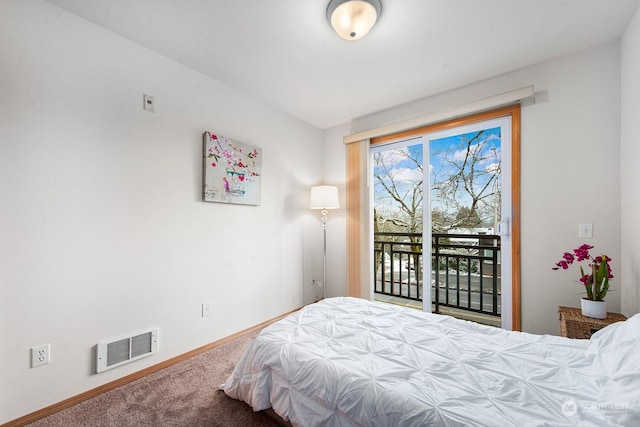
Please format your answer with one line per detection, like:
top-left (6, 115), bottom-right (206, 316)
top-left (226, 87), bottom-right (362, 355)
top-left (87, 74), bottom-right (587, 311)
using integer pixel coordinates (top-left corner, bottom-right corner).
top-left (203, 132), bottom-right (262, 205)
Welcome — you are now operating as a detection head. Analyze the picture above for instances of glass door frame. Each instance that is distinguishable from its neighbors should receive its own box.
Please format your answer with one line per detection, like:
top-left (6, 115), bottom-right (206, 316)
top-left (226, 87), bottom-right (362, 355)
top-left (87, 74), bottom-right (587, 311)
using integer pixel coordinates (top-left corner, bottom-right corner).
top-left (366, 105), bottom-right (521, 330)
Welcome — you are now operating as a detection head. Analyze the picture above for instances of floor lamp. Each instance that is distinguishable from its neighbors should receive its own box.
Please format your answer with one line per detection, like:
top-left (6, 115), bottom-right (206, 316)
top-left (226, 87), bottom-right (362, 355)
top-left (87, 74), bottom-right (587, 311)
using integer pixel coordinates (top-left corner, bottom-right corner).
top-left (309, 185), bottom-right (340, 300)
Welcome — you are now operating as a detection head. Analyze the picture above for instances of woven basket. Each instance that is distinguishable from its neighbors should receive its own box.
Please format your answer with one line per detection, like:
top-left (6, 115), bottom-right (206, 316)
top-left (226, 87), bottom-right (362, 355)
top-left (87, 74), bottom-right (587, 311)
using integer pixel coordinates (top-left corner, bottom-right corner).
top-left (558, 306), bottom-right (626, 339)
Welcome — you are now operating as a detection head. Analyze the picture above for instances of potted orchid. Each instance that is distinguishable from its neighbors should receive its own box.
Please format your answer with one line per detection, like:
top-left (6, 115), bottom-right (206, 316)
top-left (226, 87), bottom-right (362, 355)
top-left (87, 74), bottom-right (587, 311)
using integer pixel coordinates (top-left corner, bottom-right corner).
top-left (552, 244), bottom-right (613, 319)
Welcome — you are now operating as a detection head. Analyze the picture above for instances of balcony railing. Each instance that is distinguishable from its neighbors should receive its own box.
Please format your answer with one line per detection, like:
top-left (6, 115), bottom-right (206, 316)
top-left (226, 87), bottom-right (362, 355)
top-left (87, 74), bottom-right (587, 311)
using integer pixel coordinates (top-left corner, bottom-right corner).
top-left (374, 232), bottom-right (501, 317)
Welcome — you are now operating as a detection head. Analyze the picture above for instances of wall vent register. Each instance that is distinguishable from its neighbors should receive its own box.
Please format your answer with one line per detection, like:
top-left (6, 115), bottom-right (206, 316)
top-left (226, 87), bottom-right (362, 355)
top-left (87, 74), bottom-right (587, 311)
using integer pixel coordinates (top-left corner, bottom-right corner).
top-left (96, 328), bottom-right (158, 373)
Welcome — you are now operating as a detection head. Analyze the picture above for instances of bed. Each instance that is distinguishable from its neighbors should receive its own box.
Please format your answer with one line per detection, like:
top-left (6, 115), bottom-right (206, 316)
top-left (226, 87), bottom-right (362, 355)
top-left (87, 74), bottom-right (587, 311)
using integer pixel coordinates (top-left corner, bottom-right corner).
top-left (220, 297), bottom-right (639, 426)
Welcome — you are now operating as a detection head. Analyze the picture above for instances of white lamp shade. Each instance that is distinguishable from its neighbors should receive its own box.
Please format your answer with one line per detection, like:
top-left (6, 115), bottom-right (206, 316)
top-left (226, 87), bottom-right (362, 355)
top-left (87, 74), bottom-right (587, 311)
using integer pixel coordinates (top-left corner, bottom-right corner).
top-left (327, 0), bottom-right (381, 41)
top-left (310, 185), bottom-right (340, 209)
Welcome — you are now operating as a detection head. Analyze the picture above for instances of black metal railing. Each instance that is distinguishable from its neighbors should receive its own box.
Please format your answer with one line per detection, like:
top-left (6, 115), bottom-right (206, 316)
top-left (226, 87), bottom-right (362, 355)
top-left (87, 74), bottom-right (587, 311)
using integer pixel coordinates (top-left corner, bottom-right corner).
top-left (373, 232), bottom-right (501, 317)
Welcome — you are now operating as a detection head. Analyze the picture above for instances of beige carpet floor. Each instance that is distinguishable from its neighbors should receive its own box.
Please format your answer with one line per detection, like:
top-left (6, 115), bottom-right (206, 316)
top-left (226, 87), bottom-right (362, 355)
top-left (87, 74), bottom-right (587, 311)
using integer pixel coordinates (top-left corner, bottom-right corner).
top-left (27, 329), bottom-right (281, 427)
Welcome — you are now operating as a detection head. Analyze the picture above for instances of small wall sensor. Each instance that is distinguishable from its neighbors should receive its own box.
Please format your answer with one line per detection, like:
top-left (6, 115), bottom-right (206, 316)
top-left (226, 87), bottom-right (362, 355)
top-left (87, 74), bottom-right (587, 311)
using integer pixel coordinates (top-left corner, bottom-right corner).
top-left (143, 94), bottom-right (155, 113)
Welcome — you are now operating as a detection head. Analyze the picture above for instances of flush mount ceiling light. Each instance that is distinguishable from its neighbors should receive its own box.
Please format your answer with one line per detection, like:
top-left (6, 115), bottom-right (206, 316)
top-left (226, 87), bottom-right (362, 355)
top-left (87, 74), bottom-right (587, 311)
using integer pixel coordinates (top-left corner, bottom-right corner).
top-left (327, 0), bottom-right (381, 41)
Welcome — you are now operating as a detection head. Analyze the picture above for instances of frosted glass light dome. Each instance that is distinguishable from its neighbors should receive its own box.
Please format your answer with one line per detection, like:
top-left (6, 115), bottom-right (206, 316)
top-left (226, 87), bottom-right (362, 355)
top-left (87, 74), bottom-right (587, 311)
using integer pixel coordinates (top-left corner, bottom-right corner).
top-left (327, 0), bottom-right (381, 41)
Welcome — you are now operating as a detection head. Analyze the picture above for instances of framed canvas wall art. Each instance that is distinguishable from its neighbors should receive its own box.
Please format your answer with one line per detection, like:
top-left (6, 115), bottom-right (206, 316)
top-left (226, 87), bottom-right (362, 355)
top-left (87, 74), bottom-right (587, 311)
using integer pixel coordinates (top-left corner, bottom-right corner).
top-left (203, 132), bottom-right (262, 205)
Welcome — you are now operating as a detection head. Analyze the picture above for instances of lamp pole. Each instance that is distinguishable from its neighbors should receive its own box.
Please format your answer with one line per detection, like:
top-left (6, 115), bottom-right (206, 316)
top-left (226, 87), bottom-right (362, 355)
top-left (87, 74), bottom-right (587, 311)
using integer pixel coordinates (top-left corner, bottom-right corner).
top-left (321, 207), bottom-right (328, 300)
top-left (309, 185), bottom-right (339, 301)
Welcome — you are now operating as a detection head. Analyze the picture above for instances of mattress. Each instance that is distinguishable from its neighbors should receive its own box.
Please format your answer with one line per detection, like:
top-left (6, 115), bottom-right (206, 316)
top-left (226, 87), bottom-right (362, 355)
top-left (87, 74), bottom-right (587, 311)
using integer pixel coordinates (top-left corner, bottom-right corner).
top-left (221, 297), bottom-right (639, 426)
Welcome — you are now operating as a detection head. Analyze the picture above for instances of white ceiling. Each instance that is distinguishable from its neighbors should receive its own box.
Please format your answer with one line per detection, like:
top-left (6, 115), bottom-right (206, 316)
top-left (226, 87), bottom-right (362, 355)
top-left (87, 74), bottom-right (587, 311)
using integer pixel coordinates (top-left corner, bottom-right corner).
top-left (45, 0), bottom-right (640, 129)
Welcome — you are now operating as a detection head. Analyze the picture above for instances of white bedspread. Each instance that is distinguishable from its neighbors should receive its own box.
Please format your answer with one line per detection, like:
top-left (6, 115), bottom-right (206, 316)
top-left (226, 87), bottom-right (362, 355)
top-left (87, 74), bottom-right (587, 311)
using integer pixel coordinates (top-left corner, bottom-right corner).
top-left (221, 297), bottom-right (639, 426)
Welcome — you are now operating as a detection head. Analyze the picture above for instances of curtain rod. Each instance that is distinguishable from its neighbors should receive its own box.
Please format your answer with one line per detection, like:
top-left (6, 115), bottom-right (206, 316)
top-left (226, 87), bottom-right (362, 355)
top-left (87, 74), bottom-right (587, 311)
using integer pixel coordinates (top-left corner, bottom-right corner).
top-left (343, 85), bottom-right (535, 144)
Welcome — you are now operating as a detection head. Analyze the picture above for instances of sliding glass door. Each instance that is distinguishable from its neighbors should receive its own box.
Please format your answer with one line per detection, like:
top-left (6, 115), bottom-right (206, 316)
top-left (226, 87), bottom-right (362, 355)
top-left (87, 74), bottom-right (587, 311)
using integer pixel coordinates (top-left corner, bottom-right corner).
top-left (371, 116), bottom-right (513, 328)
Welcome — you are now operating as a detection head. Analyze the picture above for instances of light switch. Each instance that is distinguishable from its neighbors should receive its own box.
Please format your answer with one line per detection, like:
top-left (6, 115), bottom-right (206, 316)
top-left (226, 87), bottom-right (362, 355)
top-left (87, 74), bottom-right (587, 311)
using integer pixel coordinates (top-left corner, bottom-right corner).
top-left (578, 223), bottom-right (593, 239)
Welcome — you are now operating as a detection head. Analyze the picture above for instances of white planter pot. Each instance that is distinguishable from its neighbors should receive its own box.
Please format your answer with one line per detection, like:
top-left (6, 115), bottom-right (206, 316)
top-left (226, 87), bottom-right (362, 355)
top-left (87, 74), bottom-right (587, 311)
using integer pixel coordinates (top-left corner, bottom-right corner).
top-left (581, 298), bottom-right (606, 319)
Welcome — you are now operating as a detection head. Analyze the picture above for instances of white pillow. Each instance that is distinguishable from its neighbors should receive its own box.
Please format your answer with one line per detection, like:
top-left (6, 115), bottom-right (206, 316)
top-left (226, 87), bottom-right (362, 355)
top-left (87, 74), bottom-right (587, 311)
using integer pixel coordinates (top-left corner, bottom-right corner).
top-left (585, 313), bottom-right (640, 424)
top-left (586, 313), bottom-right (640, 374)
top-left (590, 312), bottom-right (640, 345)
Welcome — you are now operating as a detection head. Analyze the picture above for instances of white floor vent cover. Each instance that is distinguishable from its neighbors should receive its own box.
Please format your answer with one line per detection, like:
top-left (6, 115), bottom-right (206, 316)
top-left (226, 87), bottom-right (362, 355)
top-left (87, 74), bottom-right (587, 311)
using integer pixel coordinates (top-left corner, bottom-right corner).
top-left (96, 328), bottom-right (158, 373)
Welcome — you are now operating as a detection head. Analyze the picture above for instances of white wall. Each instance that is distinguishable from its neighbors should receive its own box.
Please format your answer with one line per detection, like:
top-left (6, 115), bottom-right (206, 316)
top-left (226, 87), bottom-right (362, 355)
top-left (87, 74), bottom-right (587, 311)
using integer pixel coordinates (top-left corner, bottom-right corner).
top-left (0, 0), bottom-right (323, 423)
top-left (327, 42), bottom-right (624, 335)
top-left (621, 7), bottom-right (640, 315)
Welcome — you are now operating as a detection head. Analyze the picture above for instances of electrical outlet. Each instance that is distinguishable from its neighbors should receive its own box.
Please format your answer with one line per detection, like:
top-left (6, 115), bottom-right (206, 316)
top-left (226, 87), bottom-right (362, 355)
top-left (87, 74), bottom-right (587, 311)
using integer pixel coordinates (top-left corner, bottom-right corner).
top-left (31, 344), bottom-right (50, 368)
top-left (202, 302), bottom-right (212, 317)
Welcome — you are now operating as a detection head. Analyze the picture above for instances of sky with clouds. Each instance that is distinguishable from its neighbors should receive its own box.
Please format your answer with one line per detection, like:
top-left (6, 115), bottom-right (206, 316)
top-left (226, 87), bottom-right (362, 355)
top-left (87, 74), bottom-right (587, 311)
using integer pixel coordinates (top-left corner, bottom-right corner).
top-left (373, 127), bottom-right (501, 217)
